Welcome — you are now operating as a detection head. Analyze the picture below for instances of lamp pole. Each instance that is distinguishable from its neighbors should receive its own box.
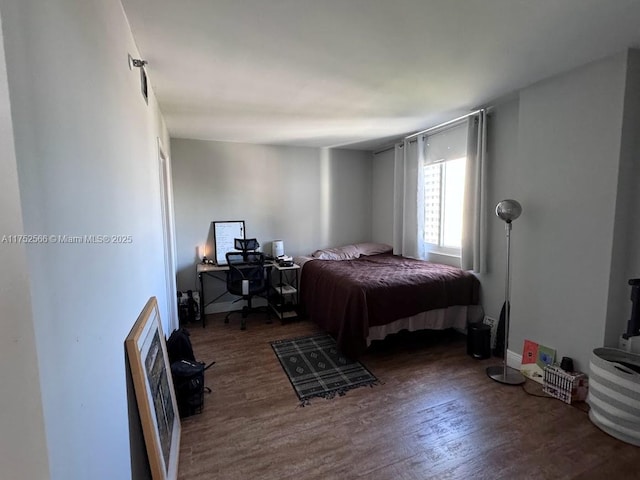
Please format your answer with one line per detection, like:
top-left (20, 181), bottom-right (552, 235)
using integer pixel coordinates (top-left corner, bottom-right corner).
top-left (487, 200), bottom-right (526, 385)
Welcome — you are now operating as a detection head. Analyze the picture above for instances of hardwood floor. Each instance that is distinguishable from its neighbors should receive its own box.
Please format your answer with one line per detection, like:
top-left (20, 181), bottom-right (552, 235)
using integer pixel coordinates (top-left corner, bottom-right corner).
top-left (178, 313), bottom-right (640, 480)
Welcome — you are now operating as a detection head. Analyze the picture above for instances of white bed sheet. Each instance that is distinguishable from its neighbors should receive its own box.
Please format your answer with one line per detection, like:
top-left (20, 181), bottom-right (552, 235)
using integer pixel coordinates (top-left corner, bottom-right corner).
top-left (367, 305), bottom-right (484, 345)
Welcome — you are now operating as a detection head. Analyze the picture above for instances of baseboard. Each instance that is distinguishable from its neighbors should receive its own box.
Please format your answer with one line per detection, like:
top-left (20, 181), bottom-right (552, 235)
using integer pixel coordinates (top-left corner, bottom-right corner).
top-left (506, 349), bottom-right (522, 369)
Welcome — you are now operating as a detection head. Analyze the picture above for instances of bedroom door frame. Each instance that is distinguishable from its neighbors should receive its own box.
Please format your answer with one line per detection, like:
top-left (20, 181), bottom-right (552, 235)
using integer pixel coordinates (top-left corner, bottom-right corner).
top-left (157, 138), bottom-right (178, 333)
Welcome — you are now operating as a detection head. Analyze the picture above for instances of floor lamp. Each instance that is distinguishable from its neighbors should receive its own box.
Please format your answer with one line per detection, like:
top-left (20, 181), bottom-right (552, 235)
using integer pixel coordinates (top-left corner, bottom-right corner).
top-left (487, 199), bottom-right (526, 385)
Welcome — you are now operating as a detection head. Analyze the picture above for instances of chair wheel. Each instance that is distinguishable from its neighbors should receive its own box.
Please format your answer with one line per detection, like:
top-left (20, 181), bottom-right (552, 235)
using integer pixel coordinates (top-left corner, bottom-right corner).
top-left (241, 319), bottom-right (246, 330)
top-left (224, 317), bottom-right (229, 324)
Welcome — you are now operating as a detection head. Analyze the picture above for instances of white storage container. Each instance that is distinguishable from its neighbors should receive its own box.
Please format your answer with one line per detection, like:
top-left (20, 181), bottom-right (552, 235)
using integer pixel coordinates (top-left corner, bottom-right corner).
top-left (587, 348), bottom-right (640, 446)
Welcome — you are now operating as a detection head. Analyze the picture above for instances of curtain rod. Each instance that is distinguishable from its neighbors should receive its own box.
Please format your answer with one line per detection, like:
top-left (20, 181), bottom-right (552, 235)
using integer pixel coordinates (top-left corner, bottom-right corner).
top-left (373, 144), bottom-right (395, 155)
top-left (404, 108), bottom-right (484, 141)
top-left (373, 106), bottom-right (493, 154)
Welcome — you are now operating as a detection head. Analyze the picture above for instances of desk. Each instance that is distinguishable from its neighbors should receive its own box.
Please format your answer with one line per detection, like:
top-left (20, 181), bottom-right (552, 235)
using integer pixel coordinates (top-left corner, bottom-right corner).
top-left (197, 262), bottom-right (276, 327)
top-left (197, 263), bottom-right (227, 327)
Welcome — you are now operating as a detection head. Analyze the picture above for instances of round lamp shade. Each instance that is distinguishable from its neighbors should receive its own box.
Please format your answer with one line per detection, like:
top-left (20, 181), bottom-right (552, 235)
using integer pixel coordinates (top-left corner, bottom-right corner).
top-left (496, 199), bottom-right (522, 223)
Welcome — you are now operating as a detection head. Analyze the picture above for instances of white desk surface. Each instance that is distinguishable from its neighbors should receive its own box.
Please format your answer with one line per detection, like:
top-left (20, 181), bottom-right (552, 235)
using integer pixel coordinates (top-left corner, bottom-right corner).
top-left (197, 261), bottom-right (299, 273)
top-left (197, 263), bottom-right (229, 273)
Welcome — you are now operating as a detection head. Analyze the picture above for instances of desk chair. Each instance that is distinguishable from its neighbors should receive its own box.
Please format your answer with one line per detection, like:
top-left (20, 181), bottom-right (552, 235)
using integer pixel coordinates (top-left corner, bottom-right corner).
top-left (234, 237), bottom-right (259, 254)
top-left (224, 251), bottom-right (270, 330)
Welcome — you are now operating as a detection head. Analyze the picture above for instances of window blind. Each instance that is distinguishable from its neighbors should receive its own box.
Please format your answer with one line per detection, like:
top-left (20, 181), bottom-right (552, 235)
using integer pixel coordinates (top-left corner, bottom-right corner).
top-left (424, 121), bottom-right (468, 165)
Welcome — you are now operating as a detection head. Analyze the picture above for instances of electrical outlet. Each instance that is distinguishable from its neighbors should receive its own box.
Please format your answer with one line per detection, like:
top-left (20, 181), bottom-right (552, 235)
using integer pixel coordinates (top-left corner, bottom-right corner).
top-left (483, 316), bottom-right (495, 328)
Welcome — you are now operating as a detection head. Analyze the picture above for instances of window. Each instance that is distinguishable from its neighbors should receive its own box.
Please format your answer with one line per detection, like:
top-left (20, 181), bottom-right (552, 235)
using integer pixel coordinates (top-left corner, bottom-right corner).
top-left (423, 121), bottom-right (468, 255)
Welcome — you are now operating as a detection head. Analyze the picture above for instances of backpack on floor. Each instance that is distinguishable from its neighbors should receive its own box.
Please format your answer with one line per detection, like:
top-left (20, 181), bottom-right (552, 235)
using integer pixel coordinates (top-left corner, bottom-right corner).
top-left (171, 359), bottom-right (206, 417)
top-left (166, 328), bottom-right (215, 417)
top-left (166, 328), bottom-right (196, 364)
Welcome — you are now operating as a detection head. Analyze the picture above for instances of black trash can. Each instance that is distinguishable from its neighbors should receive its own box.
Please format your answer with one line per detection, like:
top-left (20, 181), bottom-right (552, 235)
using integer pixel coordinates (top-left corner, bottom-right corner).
top-left (467, 322), bottom-right (491, 359)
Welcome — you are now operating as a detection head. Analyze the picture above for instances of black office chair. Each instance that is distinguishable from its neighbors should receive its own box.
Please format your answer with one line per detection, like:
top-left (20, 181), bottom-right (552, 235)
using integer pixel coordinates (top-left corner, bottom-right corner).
top-left (224, 250), bottom-right (270, 330)
top-left (234, 237), bottom-right (260, 255)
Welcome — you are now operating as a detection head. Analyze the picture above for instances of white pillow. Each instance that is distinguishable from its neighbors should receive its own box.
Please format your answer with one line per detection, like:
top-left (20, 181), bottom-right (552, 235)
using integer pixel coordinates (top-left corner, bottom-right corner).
top-left (311, 242), bottom-right (393, 260)
top-left (311, 244), bottom-right (360, 260)
top-left (354, 242), bottom-right (393, 256)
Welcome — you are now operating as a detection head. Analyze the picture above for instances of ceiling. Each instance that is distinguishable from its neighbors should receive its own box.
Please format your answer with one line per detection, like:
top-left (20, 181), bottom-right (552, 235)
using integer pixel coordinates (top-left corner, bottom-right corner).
top-left (121, 0), bottom-right (640, 150)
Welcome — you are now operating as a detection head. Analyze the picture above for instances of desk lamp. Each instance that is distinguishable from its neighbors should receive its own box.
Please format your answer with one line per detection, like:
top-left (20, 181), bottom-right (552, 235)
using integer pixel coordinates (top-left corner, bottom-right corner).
top-left (487, 199), bottom-right (526, 385)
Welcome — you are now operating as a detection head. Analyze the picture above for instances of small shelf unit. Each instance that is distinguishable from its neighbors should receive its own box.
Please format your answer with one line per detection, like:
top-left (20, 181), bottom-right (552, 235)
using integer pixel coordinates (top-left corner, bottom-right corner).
top-left (269, 263), bottom-right (300, 322)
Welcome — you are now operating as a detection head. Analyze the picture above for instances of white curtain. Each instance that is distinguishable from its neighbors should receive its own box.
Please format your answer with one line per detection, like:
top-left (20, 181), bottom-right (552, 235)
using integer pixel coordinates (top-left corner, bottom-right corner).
top-left (392, 143), bottom-right (404, 255)
top-left (461, 110), bottom-right (488, 272)
top-left (392, 137), bottom-right (427, 259)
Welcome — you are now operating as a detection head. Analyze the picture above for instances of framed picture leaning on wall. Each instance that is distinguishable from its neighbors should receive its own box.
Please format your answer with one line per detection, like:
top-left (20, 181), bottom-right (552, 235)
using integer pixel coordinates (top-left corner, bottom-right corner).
top-left (126, 297), bottom-right (180, 480)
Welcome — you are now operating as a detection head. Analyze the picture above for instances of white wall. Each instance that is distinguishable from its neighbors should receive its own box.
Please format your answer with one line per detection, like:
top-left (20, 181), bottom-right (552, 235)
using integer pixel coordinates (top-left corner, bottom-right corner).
top-left (0, 10), bottom-right (50, 479)
top-left (171, 138), bottom-right (372, 308)
top-left (605, 49), bottom-right (640, 347)
top-left (0, 0), bottom-right (174, 478)
top-left (324, 147), bottom-right (373, 247)
top-left (507, 53), bottom-right (627, 372)
top-left (371, 148), bottom-right (394, 245)
top-left (477, 96), bottom-right (520, 324)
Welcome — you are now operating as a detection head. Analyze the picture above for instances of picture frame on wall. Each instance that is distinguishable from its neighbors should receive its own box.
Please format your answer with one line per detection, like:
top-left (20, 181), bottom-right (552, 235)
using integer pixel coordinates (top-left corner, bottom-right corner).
top-left (125, 297), bottom-right (180, 480)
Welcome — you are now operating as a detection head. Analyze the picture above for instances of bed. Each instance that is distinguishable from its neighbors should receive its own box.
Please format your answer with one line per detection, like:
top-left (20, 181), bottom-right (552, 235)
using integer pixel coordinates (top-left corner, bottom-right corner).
top-left (294, 243), bottom-right (482, 358)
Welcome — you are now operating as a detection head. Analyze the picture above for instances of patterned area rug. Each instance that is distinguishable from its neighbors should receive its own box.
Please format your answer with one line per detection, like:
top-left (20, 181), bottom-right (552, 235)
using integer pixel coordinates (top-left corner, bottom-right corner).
top-left (271, 333), bottom-right (379, 405)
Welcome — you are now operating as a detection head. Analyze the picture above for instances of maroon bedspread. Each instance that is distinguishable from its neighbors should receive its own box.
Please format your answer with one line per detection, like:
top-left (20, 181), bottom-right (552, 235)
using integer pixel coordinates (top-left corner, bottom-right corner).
top-left (300, 253), bottom-right (480, 358)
